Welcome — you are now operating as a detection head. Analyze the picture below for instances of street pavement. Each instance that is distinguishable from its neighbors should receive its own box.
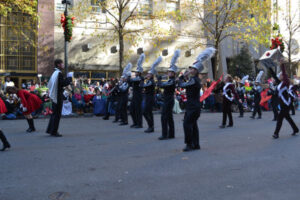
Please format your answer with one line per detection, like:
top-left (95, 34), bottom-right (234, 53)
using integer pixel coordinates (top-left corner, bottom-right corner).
top-left (1, 111), bottom-right (300, 200)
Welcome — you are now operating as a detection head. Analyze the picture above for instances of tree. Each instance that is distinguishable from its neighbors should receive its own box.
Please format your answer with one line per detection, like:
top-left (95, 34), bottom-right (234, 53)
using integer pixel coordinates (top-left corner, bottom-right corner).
top-left (227, 46), bottom-right (254, 78)
top-left (73, 0), bottom-right (152, 74)
top-left (0, 0), bottom-right (39, 46)
top-left (180, 0), bottom-right (271, 79)
top-left (0, 0), bottom-right (37, 17)
top-left (282, 7), bottom-right (300, 77)
top-left (72, 0), bottom-right (178, 74)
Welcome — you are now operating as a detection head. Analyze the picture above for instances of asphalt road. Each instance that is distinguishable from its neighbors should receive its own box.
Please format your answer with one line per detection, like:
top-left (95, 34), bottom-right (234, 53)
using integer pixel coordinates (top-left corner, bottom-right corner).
top-left (1, 111), bottom-right (300, 200)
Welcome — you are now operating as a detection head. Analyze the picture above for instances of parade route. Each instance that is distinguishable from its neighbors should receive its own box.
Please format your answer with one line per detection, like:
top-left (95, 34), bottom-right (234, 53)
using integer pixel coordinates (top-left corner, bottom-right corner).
top-left (1, 111), bottom-right (300, 200)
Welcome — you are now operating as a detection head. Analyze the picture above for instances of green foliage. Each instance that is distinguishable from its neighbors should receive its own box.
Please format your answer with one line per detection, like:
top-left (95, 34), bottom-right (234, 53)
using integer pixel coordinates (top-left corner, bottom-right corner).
top-left (227, 46), bottom-right (254, 78)
top-left (0, 0), bottom-right (39, 47)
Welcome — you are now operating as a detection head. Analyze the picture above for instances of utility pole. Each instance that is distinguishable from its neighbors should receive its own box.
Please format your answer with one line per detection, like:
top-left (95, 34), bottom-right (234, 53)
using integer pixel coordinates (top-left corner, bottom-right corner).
top-left (62, 0), bottom-right (72, 77)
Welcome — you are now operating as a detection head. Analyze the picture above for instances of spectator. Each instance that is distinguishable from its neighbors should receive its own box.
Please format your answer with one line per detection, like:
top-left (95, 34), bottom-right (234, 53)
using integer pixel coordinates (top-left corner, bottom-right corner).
top-left (72, 88), bottom-right (85, 115)
top-left (92, 88), bottom-right (106, 116)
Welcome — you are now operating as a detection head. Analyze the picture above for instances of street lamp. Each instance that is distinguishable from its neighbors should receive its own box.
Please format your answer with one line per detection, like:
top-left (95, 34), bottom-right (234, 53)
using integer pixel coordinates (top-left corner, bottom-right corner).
top-left (62, 0), bottom-right (72, 77)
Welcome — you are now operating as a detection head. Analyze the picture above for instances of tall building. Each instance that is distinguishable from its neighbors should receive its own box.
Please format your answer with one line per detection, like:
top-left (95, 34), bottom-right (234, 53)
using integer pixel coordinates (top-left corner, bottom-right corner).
top-left (0, 8), bottom-right (38, 86)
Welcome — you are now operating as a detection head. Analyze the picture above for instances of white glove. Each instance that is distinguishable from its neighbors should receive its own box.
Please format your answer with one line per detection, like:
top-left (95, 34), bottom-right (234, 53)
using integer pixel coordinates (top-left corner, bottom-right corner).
top-left (23, 107), bottom-right (28, 112)
top-left (20, 103), bottom-right (24, 108)
top-left (67, 72), bottom-right (74, 78)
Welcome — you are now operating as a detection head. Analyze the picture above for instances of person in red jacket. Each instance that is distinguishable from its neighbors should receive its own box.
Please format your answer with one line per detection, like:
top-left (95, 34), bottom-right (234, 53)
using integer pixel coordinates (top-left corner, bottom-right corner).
top-left (0, 97), bottom-right (10, 151)
top-left (6, 86), bottom-right (42, 133)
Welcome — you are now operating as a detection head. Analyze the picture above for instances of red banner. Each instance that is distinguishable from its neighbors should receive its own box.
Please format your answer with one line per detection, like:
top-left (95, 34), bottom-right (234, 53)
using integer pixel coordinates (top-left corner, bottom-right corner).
top-left (200, 74), bottom-right (223, 102)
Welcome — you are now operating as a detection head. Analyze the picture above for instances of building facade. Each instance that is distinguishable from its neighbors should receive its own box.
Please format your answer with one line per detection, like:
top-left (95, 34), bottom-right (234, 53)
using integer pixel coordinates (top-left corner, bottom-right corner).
top-left (1, 0), bottom-right (299, 87)
top-left (0, 9), bottom-right (38, 86)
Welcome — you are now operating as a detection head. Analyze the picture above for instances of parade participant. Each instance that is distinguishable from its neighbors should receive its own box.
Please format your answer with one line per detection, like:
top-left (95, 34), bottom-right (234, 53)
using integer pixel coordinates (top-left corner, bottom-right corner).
top-left (289, 83), bottom-right (297, 115)
top-left (142, 56), bottom-right (162, 133)
top-left (236, 75), bottom-right (248, 118)
top-left (46, 59), bottom-right (73, 137)
top-left (119, 63), bottom-right (132, 126)
top-left (0, 129), bottom-right (10, 151)
top-left (219, 74), bottom-right (239, 128)
top-left (250, 71), bottom-right (264, 119)
top-left (267, 78), bottom-right (279, 121)
top-left (178, 47), bottom-right (215, 151)
top-left (129, 53), bottom-right (145, 128)
top-left (113, 80), bottom-right (121, 123)
top-left (267, 62), bottom-right (299, 138)
top-left (103, 80), bottom-right (115, 120)
top-left (157, 50), bottom-right (180, 140)
top-left (6, 86), bottom-right (42, 133)
top-left (0, 98), bottom-right (10, 151)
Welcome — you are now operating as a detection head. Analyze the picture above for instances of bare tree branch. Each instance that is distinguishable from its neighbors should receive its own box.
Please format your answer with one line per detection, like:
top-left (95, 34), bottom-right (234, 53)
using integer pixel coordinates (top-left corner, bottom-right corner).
top-left (122, 0), bottom-right (139, 27)
top-left (101, 2), bottom-right (119, 23)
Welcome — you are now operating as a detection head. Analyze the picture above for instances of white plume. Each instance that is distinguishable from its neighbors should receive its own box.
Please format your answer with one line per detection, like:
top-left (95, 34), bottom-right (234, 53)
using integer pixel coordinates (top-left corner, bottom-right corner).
top-left (170, 50), bottom-right (181, 67)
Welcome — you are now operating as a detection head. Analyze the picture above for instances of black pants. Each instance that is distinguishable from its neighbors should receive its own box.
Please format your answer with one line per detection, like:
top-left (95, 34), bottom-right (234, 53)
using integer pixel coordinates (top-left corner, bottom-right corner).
top-left (290, 102), bottom-right (295, 115)
top-left (46, 102), bottom-right (62, 134)
top-left (274, 105), bottom-right (299, 135)
top-left (161, 98), bottom-right (174, 138)
top-left (222, 99), bottom-right (233, 126)
top-left (184, 109), bottom-right (200, 147)
top-left (143, 96), bottom-right (154, 128)
top-left (114, 99), bottom-right (121, 121)
top-left (0, 130), bottom-right (9, 147)
top-left (271, 101), bottom-right (279, 120)
top-left (130, 95), bottom-right (143, 126)
top-left (237, 100), bottom-right (244, 117)
top-left (252, 100), bottom-right (261, 117)
top-left (119, 96), bottom-right (128, 123)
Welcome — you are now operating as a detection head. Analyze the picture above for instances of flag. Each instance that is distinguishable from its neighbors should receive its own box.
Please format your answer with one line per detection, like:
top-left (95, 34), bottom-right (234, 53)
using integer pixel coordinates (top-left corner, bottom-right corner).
top-left (260, 88), bottom-right (271, 110)
top-left (200, 74), bottom-right (223, 102)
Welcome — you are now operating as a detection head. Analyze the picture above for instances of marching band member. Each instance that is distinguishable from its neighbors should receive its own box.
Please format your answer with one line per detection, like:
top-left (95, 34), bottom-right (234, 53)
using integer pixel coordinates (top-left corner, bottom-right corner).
top-left (142, 56), bottom-right (162, 133)
top-left (268, 63), bottom-right (299, 138)
top-left (236, 75), bottom-right (248, 118)
top-left (267, 78), bottom-right (279, 121)
top-left (157, 50), bottom-right (180, 140)
top-left (289, 83), bottom-right (297, 115)
top-left (178, 47), bottom-right (215, 151)
top-left (129, 53), bottom-right (145, 128)
top-left (119, 63), bottom-right (132, 126)
top-left (219, 74), bottom-right (239, 128)
top-left (250, 71), bottom-right (264, 119)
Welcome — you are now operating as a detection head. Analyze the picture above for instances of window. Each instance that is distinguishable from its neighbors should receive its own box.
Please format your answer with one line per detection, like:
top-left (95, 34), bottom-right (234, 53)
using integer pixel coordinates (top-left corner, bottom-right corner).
top-left (130, 0), bottom-right (152, 16)
top-left (108, 72), bottom-right (117, 78)
top-left (7, 29), bottom-right (18, 40)
top-left (6, 56), bottom-right (18, 70)
top-left (139, 0), bottom-right (152, 15)
top-left (166, 0), bottom-right (179, 12)
top-left (21, 57), bottom-right (35, 71)
top-left (56, 2), bottom-right (65, 11)
top-left (91, 0), bottom-right (106, 13)
top-left (74, 71), bottom-right (90, 79)
top-left (1, 11), bottom-right (36, 72)
top-left (56, 0), bottom-right (73, 11)
top-left (91, 72), bottom-right (106, 79)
